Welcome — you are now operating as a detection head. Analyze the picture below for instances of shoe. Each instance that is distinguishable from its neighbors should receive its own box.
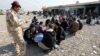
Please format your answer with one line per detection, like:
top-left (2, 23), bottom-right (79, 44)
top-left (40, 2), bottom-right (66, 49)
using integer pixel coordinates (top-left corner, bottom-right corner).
top-left (54, 44), bottom-right (59, 49)
top-left (43, 49), bottom-right (51, 54)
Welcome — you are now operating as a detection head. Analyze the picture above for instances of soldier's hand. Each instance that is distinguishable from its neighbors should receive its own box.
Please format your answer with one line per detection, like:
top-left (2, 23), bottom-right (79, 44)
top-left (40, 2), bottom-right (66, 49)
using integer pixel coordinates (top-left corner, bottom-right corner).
top-left (24, 19), bottom-right (29, 23)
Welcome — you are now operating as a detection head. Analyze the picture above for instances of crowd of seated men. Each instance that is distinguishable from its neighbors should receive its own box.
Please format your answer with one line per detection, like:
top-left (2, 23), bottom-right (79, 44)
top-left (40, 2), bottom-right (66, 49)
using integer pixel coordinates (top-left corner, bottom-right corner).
top-left (23, 15), bottom-right (83, 53)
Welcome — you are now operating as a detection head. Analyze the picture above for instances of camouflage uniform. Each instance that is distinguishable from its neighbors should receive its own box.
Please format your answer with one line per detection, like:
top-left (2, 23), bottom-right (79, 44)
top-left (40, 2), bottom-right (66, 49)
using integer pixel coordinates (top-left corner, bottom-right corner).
top-left (6, 10), bottom-right (26, 56)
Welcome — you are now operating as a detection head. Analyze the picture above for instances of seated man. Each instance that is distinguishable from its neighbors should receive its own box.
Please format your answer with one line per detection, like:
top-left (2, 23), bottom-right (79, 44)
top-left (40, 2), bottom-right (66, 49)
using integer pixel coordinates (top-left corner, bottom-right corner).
top-left (32, 16), bottom-right (38, 24)
top-left (61, 18), bottom-right (69, 31)
top-left (90, 18), bottom-right (98, 25)
top-left (69, 18), bottom-right (79, 35)
top-left (45, 19), bottom-right (51, 26)
top-left (77, 20), bottom-right (83, 30)
top-left (86, 16), bottom-right (99, 25)
top-left (86, 18), bottom-right (91, 24)
top-left (38, 24), bottom-right (56, 53)
top-left (38, 21), bottom-right (45, 33)
top-left (55, 21), bottom-right (66, 45)
top-left (23, 24), bottom-right (37, 44)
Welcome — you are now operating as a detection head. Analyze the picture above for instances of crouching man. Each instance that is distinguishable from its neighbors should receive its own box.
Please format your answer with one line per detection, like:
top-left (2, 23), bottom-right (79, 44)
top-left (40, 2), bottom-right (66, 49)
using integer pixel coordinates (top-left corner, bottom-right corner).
top-left (69, 18), bottom-right (79, 35)
top-left (38, 24), bottom-right (57, 53)
top-left (24, 24), bottom-right (37, 45)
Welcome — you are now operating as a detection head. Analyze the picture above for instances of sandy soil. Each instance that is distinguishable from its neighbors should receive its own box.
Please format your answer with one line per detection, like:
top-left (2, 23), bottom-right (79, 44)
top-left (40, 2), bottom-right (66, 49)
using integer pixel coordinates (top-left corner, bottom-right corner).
top-left (0, 15), bottom-right (100, 56)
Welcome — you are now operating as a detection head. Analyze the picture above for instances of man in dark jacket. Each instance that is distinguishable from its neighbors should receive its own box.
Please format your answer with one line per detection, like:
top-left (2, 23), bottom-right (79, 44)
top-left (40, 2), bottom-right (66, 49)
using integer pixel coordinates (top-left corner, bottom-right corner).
top-left (23, 24), bottom-right (37, 44)
top-left (38, 24), bottom-right (56, 52)
top-left (61, 18), bottom-right (68, 31)
top-left (55, 21), bottom-right (66, 45)
top-left (77, 20), bottom-right (83, 30)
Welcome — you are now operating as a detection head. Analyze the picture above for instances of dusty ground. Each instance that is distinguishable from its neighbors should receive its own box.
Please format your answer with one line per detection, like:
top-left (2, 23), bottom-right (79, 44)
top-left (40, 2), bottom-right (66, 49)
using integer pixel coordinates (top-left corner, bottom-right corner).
top-left (0, 15), bottom-right (100, 56)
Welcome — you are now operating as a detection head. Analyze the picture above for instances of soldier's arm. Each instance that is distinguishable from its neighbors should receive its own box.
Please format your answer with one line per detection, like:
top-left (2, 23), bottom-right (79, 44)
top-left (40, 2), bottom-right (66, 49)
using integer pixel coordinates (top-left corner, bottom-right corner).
top-left (10, 13), bottom-right (26, 26)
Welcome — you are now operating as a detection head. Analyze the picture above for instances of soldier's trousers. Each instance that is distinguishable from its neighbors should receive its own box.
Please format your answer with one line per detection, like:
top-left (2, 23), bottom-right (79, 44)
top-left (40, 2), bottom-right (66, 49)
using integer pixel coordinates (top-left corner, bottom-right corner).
top-left (11, 29), bottom-right (25, 56)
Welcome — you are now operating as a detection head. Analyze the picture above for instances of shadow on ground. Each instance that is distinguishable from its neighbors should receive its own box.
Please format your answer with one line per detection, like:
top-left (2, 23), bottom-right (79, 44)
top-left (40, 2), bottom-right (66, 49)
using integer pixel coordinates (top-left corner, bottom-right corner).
top-left (0, 34), bottom-right (74, 56)
top-left (0, 44), bottom-right (14, 55)
top-left (0, 44), bottom-right (47, 56)
top-left (25, 44), bottom-right (46, 56)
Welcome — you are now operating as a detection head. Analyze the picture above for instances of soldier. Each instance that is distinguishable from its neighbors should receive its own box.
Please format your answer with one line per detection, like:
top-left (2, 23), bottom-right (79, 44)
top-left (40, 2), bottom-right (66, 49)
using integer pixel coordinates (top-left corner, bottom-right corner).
top-left (6, 1), bottom-right (28, 56)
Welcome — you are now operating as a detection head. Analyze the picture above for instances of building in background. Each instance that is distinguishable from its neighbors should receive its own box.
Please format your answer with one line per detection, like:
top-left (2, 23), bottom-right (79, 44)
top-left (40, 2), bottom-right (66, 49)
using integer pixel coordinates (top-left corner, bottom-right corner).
top-left (43, 1), bottom-right (100, 18)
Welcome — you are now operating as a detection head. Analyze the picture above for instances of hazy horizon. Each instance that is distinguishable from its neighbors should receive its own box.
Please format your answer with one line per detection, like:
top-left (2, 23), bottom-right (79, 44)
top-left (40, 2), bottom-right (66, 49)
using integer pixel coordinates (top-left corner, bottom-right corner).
top-left (0, 0), bottom-right (98, 11)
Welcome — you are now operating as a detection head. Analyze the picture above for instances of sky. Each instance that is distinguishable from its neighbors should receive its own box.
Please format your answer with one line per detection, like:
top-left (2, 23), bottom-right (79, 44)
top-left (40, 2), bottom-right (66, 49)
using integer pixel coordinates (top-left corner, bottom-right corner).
top-left (0, 0), bottom-right (98, 11)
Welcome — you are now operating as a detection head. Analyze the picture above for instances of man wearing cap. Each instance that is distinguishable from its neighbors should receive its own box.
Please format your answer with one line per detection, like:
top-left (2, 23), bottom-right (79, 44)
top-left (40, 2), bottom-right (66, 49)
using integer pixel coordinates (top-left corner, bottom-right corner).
top-left (6, 1), bottom-right (28, 56)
